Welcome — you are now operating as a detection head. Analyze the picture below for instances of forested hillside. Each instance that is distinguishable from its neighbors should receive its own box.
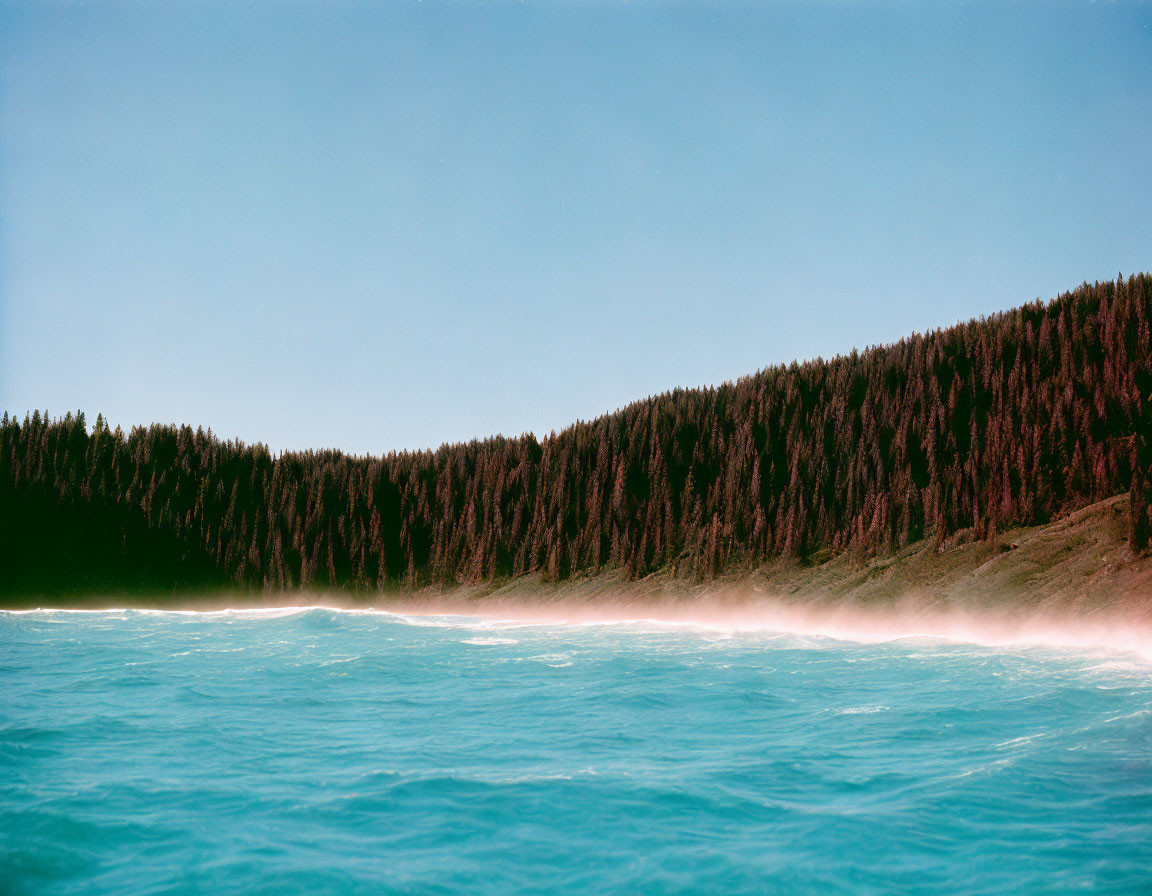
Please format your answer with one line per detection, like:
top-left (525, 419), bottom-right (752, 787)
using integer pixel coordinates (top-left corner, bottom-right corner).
top-left (3, 275), bottom-right (1151, 598)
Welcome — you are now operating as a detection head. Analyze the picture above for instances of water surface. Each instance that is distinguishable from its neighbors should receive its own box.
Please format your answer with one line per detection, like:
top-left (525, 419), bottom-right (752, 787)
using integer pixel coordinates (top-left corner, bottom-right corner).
top-left (2, 607), bottom-right (1150, 894)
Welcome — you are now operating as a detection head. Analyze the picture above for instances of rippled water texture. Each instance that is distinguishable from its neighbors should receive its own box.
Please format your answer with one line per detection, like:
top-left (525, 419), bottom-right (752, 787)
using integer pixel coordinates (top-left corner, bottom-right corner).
top-left (2, 607), bottom-right (1150, 894)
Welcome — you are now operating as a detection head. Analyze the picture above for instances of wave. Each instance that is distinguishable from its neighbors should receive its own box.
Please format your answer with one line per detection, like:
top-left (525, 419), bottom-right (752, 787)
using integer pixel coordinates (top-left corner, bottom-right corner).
top-left (383, 596), bottom-right (1152, 659)
top-left (5, 596), bottom-right (1152, 659)
top-left (1, 605), bottom-right (393, 619)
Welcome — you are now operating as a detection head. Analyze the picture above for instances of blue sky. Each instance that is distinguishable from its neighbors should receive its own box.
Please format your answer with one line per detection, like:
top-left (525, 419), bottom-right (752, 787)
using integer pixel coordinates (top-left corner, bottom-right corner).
top-left (2, 1), bottom-right (1149, 455)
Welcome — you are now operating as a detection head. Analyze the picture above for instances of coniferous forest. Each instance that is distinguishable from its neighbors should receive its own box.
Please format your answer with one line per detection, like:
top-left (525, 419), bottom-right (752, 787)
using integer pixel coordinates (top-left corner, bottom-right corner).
top-left (3, 275), bottom-right (1151, 599)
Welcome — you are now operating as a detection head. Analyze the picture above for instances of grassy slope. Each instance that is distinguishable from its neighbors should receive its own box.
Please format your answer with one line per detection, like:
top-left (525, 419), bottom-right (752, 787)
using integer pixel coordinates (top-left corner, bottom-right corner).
top-left (427, 495), bottom-right (1152, 626)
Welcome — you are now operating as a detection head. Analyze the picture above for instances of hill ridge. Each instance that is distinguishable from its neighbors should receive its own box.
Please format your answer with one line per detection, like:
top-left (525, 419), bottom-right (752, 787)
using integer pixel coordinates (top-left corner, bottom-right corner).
top-left (2, 273), bottom-right (1150, 598)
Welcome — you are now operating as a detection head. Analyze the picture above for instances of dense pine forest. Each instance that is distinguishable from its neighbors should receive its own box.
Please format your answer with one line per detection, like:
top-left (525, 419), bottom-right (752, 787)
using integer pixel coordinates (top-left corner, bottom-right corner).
top-left (3, 275), bottom-right (1151, 599)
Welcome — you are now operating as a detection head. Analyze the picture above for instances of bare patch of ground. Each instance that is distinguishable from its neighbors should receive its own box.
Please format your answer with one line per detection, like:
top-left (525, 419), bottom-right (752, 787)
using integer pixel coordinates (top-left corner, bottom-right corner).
top-left (396, 495), bottom-right (1152, 650)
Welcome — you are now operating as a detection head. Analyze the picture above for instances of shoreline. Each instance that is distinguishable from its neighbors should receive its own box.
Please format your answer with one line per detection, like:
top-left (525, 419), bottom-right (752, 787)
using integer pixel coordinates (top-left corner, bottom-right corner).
top-left (6, 597), bottom-right (1152, 659)
top-left (5, 495), bottom-right (1150, 655)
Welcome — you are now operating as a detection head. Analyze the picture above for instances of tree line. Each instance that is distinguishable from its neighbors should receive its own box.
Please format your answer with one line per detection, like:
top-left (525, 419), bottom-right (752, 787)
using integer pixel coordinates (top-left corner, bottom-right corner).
top-left (2, 274), bottom-right (1150, 597)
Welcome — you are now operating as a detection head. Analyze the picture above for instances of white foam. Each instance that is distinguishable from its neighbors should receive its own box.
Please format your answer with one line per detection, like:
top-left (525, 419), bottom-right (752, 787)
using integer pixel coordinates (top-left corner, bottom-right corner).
top-left (395, 602), bottom-right (1152, 660)
top-left (5, 599), bottom-right (1152, 661)
top-left (834, 704), bottom-right (890, 715)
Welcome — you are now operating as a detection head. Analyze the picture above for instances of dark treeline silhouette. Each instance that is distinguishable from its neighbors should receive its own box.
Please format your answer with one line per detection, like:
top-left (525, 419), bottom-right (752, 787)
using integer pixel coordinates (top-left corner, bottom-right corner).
top-left (3, 275), bottom-right (1151, 598)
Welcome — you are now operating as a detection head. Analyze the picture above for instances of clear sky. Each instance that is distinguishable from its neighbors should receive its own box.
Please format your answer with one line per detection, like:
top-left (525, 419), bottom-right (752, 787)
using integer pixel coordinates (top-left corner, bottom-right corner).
top-left (1, 1), bottom-right (1149, 456)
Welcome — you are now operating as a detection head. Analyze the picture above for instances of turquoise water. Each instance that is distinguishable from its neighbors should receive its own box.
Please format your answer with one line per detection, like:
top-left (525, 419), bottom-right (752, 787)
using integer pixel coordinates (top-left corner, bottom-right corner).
top-left (2, 607), bottom-right (1150, 894)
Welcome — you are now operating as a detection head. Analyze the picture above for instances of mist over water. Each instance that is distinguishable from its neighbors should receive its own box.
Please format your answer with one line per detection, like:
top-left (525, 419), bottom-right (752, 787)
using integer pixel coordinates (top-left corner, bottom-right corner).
top-left (3, 607), bottom-right (1150, 894)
